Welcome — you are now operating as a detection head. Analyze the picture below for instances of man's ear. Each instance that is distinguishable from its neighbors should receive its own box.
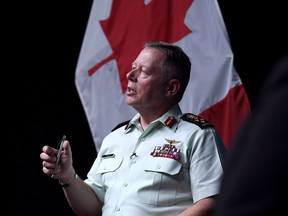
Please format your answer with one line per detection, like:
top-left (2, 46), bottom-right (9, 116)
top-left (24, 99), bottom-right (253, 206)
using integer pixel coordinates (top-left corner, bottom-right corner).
top-left (165, 79), bottom-right (180, 97)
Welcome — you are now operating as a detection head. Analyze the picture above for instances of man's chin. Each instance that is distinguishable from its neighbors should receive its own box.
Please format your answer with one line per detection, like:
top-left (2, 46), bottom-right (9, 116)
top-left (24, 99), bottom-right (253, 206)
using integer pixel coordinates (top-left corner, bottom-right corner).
top-left (125, 98), bottom-right (138, 106)
top-left (125, 97), bottom-right (133, 105)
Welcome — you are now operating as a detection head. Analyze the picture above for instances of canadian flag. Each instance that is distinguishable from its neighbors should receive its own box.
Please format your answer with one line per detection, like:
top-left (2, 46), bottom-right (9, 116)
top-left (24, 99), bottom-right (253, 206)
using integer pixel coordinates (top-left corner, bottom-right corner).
top-left (75, 0), bottom-right (251, 152)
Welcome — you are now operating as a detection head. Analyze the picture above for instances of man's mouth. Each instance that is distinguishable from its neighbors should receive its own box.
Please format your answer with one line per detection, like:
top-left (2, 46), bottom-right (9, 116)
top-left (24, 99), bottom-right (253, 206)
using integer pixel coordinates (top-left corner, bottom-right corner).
top-left (127, 86), bottom-right (135, 95)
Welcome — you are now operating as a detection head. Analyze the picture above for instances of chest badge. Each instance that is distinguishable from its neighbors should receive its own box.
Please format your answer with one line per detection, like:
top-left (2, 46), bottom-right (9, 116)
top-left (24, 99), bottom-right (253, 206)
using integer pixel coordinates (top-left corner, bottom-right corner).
top-left (150, 138), bottom-right (181, 160)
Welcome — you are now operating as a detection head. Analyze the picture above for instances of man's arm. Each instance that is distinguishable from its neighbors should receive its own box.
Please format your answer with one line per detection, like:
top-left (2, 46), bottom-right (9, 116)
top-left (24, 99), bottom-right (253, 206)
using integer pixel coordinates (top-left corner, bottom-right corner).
top-left (60, 169), bottom-right (103, 216)
top-left (177, 197), bottom-right (216, 216)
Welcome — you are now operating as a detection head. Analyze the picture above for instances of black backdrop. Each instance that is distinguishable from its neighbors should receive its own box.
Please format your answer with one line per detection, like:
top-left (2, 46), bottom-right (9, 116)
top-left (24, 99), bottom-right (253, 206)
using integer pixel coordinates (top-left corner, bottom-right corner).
top-left (7, 1), bottom-right (287, 215)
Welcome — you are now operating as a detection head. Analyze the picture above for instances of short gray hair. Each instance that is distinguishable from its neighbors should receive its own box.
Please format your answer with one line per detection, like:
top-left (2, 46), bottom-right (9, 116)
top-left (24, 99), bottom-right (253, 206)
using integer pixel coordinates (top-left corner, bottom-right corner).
top-left (144, 41), bottom-right (191, 102)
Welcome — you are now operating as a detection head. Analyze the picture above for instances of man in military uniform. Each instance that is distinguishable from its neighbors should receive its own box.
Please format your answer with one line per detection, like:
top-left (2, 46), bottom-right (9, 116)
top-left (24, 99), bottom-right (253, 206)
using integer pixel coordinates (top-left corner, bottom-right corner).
top-left (40, 41), bottom-right (226, 216)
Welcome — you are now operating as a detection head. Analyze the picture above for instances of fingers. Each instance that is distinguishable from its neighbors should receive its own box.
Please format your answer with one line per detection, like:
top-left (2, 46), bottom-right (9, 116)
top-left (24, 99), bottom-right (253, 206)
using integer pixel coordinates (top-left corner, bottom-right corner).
top-left (40, 150), bottom-right (56, 163)
top-left (40, 145), bottom-right (59, 178)
top-left (40, 140), bottom-right (72, 179)
top-left (42, 145), bottom-right (57, 156)
top-left (41, 155), bottom-right (59, 177)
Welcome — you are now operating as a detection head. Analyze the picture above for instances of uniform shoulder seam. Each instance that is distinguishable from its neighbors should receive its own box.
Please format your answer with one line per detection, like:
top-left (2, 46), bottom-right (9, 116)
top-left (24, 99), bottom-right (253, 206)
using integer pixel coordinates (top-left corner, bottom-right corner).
top-left (111, 120), bottom-right (130, 132)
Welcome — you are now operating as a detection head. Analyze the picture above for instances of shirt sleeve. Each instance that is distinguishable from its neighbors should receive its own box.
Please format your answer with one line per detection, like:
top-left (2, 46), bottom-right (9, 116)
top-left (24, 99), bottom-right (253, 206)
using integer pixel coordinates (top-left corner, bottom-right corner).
top-left (189, 127), bottom-right (225, 202)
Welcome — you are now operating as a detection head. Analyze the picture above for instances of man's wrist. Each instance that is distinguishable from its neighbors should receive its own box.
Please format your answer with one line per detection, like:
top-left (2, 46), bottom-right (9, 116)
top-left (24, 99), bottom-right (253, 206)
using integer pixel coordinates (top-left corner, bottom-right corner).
top-left (59, 171), bottom-right (78, 188)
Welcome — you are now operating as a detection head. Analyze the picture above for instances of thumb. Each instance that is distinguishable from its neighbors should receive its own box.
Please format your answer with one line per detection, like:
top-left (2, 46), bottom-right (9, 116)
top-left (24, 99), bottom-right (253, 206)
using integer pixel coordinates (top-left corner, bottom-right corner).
top-left (58, 140), bottom-right (75, 181)
top-left (63, 140), bottom-right (72, 158)
top-left (59, 140), bottom-right (73, 171)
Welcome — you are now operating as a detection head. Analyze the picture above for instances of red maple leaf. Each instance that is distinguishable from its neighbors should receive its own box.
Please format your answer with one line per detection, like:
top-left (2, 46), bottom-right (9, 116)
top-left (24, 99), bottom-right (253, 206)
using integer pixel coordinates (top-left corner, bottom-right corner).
top-left (88, 0), bottom-right (193, 93)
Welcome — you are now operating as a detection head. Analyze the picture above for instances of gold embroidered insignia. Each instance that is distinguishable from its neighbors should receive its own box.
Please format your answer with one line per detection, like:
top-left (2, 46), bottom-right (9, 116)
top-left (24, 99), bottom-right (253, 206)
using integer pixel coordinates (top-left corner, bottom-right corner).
top-left (181, 113), bottom-right (213, 129)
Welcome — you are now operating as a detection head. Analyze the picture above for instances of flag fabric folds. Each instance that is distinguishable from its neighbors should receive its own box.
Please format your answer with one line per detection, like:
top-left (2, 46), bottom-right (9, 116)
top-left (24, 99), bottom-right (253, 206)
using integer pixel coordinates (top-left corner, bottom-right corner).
top-left (75, 0), bottom-right (251, 152)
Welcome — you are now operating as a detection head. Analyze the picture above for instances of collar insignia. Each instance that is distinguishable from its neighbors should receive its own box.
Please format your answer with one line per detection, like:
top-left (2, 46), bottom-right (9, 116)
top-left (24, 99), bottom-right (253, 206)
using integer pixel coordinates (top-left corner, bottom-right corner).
top-left (164, 116), bottom-right (176, 128)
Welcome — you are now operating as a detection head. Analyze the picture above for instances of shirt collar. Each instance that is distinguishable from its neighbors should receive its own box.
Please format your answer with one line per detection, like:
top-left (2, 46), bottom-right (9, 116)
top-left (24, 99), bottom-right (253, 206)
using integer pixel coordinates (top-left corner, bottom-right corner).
top-left (124, 104), bottom-right (182, 133)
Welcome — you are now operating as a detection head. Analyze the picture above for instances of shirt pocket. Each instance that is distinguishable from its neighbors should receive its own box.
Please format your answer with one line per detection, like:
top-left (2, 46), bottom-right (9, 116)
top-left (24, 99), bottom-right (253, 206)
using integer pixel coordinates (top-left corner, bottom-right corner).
top-left (137, 157), bottom-right (183, 206)
top-left (96, 157), bottom-right (123, 201)
top-left (96, 157), bottom-right (123, 174)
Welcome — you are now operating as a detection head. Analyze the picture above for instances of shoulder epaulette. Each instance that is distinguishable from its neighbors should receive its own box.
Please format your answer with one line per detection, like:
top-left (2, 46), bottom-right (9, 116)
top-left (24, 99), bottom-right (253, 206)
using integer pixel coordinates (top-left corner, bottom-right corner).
top-left (181, 113), bottom-right (214, 129)
top-left (111, 120), bottom-right (130, 132)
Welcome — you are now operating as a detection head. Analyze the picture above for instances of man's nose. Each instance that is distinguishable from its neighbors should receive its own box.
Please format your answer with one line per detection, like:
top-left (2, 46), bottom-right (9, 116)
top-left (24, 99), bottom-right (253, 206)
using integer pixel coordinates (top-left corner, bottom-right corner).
top-left (126, 68), bottom-right (138, 81)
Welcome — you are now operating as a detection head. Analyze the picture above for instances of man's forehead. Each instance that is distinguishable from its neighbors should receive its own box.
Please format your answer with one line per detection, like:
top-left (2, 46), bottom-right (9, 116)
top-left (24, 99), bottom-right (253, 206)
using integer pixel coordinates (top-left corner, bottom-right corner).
top-left (133, 48), bottom-right (164, 67)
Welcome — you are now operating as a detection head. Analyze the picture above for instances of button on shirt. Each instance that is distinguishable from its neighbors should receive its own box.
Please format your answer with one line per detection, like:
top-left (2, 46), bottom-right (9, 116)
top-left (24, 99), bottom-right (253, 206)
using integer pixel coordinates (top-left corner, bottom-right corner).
top-left (84, 104), bottom-right (226, 216)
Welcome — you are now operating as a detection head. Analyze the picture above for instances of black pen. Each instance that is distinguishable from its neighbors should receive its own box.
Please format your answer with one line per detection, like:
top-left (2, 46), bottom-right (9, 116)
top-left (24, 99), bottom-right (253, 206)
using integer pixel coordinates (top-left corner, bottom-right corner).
top-left (56, 135), bottom-right (66, 164)
top-left (51, 135), bottom-right (66, 178)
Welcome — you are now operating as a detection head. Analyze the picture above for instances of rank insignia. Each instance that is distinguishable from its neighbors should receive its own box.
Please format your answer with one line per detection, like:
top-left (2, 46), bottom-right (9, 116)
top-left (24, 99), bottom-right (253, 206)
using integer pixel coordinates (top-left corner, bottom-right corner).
top-left (181, 113), bottom-right (213, 129)
top-left (150, 140), bottom-right (181, 160)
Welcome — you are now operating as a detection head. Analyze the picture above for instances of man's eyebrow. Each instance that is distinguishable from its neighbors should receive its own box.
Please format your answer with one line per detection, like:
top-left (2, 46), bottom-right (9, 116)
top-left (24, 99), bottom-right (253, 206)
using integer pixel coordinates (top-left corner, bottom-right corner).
top-left (132, 63), bottom-right (144, 69)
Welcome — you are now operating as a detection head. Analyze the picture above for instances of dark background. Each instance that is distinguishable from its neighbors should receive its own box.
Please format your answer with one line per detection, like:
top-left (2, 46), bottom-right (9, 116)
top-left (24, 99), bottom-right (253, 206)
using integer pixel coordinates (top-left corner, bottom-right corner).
top-left (7, 1), bottom-right (287, 215)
